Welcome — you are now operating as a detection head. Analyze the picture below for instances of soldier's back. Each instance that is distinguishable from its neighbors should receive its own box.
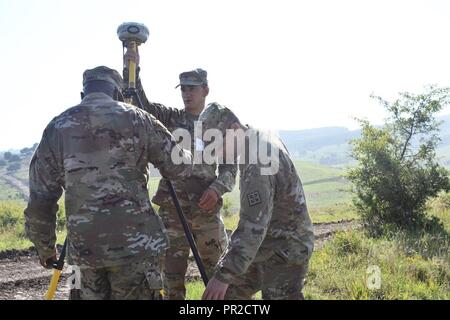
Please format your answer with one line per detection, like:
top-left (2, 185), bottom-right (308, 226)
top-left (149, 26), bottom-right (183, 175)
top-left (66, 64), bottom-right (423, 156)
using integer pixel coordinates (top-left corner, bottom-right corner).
top-left (48, 92), bottom-right (169, 268)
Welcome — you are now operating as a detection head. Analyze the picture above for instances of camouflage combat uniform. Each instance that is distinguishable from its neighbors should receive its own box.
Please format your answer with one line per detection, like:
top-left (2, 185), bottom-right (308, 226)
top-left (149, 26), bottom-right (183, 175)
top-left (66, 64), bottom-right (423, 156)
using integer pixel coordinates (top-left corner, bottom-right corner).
top-left (132, 71), bottom-right (237, 300)
top-left (24, 66), bottom-right (192, 300)
top-left (200, 105), bottom-right (314, 300)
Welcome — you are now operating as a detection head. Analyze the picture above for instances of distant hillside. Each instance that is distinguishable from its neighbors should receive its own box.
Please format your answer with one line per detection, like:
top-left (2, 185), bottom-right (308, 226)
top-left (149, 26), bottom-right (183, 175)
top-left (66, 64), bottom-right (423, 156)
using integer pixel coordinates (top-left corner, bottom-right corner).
top-left (278, 114), bottom-right (450, 167)
top-left (278, 127), bottom-right (359, 166)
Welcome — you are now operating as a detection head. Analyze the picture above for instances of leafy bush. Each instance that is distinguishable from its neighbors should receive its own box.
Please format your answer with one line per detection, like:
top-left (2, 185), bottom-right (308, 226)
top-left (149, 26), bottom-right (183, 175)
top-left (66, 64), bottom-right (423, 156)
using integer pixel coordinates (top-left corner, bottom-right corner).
top-left (347, 86), bottom-right (450, 234)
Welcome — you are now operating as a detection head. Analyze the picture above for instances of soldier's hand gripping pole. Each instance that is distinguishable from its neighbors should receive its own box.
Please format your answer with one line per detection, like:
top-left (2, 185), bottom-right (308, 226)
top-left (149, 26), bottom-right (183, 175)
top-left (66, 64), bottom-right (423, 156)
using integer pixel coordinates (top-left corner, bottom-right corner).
top-left (44, 238), bottom-right (68, 300)
top-left (117, 22), bottom-right (209, 286)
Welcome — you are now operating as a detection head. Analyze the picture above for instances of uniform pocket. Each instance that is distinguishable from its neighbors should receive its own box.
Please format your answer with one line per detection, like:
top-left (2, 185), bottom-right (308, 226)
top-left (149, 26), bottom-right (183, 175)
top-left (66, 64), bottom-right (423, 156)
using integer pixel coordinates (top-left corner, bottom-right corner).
top-left (142, 258), bottom-right (165, 300)
top-left (275, 241), bottom-right (311, 265)
top-left (143, 258), bottom-right (163, 290)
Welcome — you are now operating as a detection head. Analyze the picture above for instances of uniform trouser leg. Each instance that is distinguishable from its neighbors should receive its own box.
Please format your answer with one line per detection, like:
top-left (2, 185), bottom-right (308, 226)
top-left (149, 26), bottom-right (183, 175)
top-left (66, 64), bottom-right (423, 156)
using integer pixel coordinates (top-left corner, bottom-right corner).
top-left (261, 255), bottom-right (309, 300)
top-left (160, 206), bottom-right (191, 300)
top-left (191, 205), bottom-right (228, 279)
top-left (225, 254), bottom-right (309, 300)
top-left (73, 267), bottom-right (110, 300)
top-left (225, 263), bottom-right (261, 300)
top-left (73, 256), bottom-right (163, 300)
top-left (160, 205), bottom-right (227, 300)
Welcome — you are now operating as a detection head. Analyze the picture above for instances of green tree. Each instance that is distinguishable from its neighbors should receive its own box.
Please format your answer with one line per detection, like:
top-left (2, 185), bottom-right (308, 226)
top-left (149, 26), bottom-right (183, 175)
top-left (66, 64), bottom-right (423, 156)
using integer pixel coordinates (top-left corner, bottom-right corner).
top-left (347, 86), bottom-right (450, 234)
top-left (3, 151), bottom-right (12, 161)
top-left (9, 154), bottom-right (21, 162)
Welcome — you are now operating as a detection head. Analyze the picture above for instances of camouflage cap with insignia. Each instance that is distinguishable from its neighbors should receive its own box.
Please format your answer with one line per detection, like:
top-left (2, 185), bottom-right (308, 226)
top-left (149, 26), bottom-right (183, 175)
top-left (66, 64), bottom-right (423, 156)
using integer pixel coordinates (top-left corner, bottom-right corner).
top-left (175, 68), bottom-right (208, 88)
top-left (199, 103), bottom-right (240, 135)
top-left (83, 66), bottom-right (124, 90)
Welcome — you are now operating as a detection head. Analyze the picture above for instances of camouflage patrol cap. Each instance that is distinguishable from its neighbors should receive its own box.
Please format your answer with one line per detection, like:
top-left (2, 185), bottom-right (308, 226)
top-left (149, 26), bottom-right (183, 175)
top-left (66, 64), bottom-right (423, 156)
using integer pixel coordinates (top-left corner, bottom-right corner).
top-left (175, 68), bottom-right (208, 88)
top-left (199, 103), bottom-right (240, 135)
top-left (83, 66), bottom-right (124, 90)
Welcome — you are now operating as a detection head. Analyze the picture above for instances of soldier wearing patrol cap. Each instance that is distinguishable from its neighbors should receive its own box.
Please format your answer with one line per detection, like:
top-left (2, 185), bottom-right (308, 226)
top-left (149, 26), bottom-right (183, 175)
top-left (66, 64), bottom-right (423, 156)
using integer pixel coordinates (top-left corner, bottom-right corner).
top-left (124, 51), bottom-right (237, 300)
top-left (198, 104), bottom-right (315, 300)
top-left (24, 66), bottom-right (193, 300)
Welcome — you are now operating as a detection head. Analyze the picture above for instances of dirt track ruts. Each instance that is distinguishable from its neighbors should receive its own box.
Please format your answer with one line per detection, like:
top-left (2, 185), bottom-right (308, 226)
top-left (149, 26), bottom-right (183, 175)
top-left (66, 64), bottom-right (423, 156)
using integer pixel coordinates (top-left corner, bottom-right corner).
top-left (0, 173), bottom-right (29, 201)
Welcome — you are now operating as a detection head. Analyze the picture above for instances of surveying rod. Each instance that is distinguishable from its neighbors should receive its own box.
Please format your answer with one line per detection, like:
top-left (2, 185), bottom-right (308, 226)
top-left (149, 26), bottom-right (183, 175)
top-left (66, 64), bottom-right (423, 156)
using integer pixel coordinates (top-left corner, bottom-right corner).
top-left (117, 22), bottom-right (209, 286)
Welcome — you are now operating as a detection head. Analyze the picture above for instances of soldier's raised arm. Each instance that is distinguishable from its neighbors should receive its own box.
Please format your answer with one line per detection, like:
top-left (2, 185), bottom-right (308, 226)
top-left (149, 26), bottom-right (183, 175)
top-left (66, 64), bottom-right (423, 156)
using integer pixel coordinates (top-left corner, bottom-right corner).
top-left (141, 111), bottom-right (192, 182)
top-left (124, 66), bottom-right (182, 127)
top-left (213, 165), bottom-right (274, 284)
top-left (24, 124), bottom-right (64, 266)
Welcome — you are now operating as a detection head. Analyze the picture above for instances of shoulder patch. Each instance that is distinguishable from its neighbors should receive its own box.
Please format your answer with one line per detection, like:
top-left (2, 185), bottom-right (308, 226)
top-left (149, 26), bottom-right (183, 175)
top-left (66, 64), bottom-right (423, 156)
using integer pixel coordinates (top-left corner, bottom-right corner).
top-left (247, 191), bottom-right (262, 207)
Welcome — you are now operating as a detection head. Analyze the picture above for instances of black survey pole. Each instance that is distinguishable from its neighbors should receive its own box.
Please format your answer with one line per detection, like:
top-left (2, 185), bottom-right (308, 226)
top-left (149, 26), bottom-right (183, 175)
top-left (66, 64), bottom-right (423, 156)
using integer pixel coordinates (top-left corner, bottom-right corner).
top-left (165, 180), bottom-right (209, 286)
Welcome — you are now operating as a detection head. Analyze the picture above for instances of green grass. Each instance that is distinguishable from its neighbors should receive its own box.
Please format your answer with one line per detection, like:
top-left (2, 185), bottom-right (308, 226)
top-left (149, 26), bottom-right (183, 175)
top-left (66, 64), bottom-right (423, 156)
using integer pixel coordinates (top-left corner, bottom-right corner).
top-left (186, 281), bottom-right (206, 300)
top-left (304, 182), bottom-right (351, 208)
top-left (186, 223), bottom-right (449, 300)
top-left (0, 200), bottom-right (66, 252)
top-left (293, 160), bottom-right (345, 183)
top-left (304, 225), bottom-right (449, 299)
top-left (309, 204), bottom-right (358, 223)
top-left (223, 161), bottom-right (351, 211)
top-left (186, 281), bottom-right (262, 300)
top-left (4, 159), bottom-right (353, 213)
top-left (187, 207), bottom-right (449, 300)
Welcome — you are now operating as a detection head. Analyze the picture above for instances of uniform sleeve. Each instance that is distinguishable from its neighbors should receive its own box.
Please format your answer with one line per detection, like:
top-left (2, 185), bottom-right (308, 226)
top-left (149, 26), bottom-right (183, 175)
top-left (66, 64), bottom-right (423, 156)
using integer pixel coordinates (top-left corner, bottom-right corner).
top-left (24, 128), bottom-right (63, 262)
top-left (208, 163), bottom-right (237, 197)
top-left (214, 166), bottom-right (274, 284)
top-left (125, 67), bottom-right (181, 127)
top-left (145, 115), bottom-right (193, 182)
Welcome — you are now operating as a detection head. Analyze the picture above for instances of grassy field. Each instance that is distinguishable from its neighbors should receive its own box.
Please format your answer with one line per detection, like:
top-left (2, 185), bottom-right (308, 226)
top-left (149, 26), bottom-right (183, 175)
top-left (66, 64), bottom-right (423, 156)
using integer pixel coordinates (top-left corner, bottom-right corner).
top-left (293, 160), bottom-right (346, 182)
top-left (147, 160), bottom-right (351, 213)
top-left (185, 209), bottom-right (450, 300)
top-left (304, 211), bottom-right (450, 299)
top-left (0, 200), bottom-right (66, 251)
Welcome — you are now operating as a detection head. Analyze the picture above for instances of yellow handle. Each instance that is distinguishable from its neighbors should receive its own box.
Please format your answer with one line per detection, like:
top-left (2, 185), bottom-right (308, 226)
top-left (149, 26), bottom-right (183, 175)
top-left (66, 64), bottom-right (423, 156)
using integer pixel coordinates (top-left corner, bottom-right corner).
top-left (44, 269), bottom-right (62, 300)
top-left (127, 41), bottom-right (137, 88)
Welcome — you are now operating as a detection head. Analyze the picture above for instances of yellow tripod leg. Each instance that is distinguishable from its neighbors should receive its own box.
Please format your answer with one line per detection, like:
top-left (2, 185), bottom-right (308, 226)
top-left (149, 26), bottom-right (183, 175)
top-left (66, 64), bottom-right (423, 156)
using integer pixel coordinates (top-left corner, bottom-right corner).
top-left (44, 269), bottom-right (62, 300)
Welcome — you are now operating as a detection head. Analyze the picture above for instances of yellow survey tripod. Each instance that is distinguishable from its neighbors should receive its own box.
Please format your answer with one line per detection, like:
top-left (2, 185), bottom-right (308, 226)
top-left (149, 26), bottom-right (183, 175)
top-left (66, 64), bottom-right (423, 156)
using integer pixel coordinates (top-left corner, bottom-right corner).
top-left (117, 22), bottom-right (210, 287)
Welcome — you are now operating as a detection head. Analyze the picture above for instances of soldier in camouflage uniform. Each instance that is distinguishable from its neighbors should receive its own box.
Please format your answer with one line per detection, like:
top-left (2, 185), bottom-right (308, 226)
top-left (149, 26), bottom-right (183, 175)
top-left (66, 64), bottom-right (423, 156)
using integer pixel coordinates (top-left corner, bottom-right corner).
top-left (199, 105), bottom-right (315, 300)
top-left (24, 66), bottom-right (192, 300)
top-left (124, 52), bottom-right (237, 300)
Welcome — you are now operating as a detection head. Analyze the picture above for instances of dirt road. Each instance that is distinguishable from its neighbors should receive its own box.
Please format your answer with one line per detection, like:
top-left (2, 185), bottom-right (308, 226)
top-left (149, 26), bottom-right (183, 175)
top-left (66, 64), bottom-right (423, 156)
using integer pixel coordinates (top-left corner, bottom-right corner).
top-left (0, 173), bottom-right (29, 201)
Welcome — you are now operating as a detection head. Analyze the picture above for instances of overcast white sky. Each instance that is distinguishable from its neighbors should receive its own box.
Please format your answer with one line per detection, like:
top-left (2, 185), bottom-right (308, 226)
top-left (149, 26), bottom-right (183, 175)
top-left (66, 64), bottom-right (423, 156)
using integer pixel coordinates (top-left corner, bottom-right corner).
top-left (1, 0), bottom-right (450, 150)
